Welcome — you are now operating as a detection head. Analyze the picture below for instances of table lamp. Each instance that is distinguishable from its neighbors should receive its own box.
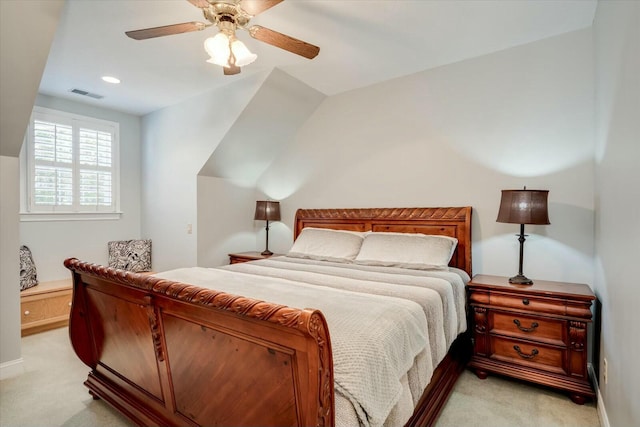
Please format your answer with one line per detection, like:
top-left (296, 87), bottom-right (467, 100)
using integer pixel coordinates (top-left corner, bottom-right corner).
top-left (496, 187), bottom-right (550, 284)
top-left (254, 200), bottom-right (281, 256)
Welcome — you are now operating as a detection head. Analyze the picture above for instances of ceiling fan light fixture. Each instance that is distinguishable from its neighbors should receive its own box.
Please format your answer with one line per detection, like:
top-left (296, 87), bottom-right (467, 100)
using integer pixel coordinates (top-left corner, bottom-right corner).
top-left (230, 38), bottom-right (257, 67)
top-left (204, 32), bottom-right (231, 67)
top-left (127, 1), bottom-right (319, 74)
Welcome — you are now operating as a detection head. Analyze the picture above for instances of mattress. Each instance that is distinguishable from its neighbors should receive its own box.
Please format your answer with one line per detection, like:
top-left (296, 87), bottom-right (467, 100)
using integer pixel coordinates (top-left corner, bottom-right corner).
top-left (154, 256), bottom-right (468, 427)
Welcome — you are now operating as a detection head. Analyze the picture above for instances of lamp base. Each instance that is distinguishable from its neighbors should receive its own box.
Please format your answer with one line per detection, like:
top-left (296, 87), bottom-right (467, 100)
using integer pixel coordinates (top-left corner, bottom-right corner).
top-left (509, 274), bottom-right (533, 285)
top-left (261, 250), bottom-right (273, 256)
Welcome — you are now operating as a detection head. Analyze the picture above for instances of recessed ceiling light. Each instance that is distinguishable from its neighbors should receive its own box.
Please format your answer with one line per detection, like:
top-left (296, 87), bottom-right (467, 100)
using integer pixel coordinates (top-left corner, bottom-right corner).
top-left (102, 76), bottom-right (121, 84)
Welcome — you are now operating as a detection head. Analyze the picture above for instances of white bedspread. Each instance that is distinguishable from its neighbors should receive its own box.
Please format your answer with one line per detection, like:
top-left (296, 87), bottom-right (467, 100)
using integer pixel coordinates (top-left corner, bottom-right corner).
top-left (224, 256), bottom-right (467, 364)
top-left (154, 258), bottom-right (467, 427)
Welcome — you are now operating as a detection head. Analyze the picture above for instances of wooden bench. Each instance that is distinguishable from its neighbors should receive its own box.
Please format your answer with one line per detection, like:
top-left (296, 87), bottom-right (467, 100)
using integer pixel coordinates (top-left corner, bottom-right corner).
top-left (20, 279), bottom-right (73, 336)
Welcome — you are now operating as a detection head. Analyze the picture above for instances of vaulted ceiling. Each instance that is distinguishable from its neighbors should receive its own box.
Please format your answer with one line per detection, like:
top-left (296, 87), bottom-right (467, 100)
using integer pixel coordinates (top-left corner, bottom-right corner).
top-left (38, 0), bottom-right (597, 117)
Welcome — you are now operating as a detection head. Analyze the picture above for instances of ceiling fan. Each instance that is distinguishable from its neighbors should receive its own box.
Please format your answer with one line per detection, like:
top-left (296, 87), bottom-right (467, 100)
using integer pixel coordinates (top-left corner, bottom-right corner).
top-left (125, 0), bottom-right (320, 75)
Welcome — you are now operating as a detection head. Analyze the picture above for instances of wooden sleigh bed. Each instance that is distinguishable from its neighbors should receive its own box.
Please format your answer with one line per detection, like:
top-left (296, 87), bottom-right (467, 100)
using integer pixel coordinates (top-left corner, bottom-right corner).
top-left (65, 206), bottom-right (473, 427)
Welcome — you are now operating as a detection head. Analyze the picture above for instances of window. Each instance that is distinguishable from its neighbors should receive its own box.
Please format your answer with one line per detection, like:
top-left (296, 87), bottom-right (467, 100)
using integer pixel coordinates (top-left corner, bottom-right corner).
top-left (22, 107), bottom-right (120, 220)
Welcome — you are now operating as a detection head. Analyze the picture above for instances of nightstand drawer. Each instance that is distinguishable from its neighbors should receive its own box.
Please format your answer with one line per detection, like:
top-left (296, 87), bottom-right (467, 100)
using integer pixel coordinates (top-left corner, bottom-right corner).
top-left (490, 292), bottom-right (565, 316)
top-left (491, 336), bottom-right (566, 375)
top-left (490, 311), bottom-right (566, 346)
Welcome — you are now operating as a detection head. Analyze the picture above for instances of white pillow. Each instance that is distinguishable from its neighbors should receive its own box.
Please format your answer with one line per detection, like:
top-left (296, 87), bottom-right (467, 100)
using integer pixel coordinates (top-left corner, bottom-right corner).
top-left (287, 227), bottom-right (365, 263)
top-left (354, 232), bottom-right (458, 270)
top-left (360, 231), bottom-right (458, 259)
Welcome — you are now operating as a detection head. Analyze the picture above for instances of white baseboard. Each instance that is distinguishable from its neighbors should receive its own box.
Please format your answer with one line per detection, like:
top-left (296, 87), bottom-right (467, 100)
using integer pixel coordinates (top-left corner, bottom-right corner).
top-left (0, 357), bottom-right (24, 380)
top-left (588, 363), bottom-right (610, 427)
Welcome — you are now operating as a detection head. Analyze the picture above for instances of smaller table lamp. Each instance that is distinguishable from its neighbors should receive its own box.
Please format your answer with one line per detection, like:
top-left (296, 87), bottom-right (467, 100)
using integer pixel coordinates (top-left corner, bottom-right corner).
top-left (496, 187), bottom-right (550, 285)
top-left (254, 200), bottom-right (281, 256)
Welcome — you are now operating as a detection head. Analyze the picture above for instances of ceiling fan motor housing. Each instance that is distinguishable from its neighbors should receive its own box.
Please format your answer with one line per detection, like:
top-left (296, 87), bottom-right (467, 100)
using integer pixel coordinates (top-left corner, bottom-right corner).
top-left (203, 1), bottom-right (252, 30)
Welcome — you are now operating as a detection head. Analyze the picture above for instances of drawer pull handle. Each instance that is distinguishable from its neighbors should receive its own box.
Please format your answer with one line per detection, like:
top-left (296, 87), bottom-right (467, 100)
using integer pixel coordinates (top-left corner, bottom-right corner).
top-left (522, 298), bottom-right (530, 305)
top-left (24, 310), bottom-right (30, 316)
top-left (513, 345), bottom-right (539, 359)
top-left (513, 319), bottom-right (539, 332)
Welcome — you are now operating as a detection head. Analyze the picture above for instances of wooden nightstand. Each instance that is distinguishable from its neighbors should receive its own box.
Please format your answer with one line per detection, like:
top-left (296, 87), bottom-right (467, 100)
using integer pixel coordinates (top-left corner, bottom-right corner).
top-left (228, 251), bottom-right (281, 264)
top-left (467, 274), bottom-right (596, 404)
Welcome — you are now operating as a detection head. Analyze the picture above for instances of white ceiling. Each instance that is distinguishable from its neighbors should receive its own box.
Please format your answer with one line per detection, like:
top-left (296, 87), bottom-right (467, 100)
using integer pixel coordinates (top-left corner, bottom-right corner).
top-left (39, 0), bottom-right (597, 116)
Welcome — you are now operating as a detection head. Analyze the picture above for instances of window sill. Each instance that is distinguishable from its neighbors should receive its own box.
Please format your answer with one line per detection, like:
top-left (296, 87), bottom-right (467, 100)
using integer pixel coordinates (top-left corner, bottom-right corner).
top-left (20, 212), bottom-right (123, 222)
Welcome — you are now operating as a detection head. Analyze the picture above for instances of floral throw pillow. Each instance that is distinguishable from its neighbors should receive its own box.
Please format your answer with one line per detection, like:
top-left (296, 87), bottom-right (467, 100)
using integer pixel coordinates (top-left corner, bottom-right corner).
top-left (19, 245), bottom-right (38, 291)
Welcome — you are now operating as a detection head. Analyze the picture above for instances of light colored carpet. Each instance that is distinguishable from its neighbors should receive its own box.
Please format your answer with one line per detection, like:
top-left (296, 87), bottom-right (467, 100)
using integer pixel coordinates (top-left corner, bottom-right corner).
top-left (0, 327), bottom-right (599, 427)
top-left (436, 370), bottom-right (599, 427)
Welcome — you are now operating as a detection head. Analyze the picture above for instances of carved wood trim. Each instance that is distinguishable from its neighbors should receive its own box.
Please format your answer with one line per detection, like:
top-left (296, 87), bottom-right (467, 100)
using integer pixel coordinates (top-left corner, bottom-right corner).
top-left (472, 306), bottom-right (489, 357)
top-left (308, 312), bottom-right (334, 426)
top-left (473, 307), bottom-right (487, 334)
top-left (295, 207), bottom-right (470, 221)
top-left (143, 295), bottom-right (165, 362)
top-left (568, 320), bottom-right (588, 380)
top-left (64, 258), bottom-right (322, 336)
top-left (569, 321), bottom-right (587, 351)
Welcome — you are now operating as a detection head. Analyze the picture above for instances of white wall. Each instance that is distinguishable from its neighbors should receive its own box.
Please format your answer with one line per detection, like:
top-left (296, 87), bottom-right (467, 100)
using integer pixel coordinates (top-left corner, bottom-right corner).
top-left (196, 176), bottom-right (257, 267)
top-left (195, 69), bottom-right (325, 266)
top-left (0, 0), bottom-right (64, 379)
top-left (199, 68), bottom-right (325, 181)
top-left (594, 2), bottom-right (640, 426)
top-left (141, 71), bottom-right (269, 272)
top-left (0, 0), bottom-right (64, 157)
top-left (19, 95), bottom-right (143, 282)
top-left (0, 156), bottom-right (22, 378)
top-left (258, 29), bottom-right (596, 285)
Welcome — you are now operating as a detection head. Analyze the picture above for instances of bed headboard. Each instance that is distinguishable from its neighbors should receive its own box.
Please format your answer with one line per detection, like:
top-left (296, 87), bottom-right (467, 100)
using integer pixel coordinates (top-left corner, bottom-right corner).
top-left (294, 207), bottom-right (472, 277)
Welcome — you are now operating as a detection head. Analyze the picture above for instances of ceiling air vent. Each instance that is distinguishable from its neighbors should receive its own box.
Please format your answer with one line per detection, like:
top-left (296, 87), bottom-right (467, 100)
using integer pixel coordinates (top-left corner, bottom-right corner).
top-left (69, 88), bottom-right (104, 99)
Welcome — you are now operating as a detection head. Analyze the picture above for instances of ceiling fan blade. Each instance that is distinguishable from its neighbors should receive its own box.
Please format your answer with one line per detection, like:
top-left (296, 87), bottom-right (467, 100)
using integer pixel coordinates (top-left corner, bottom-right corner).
top-left (224, 65), bottom-right (242, 75)
top-left (241, 0), bottom-right (284, 16)
top-left (187, 0), bottom-right (210, 8)
top-left (126, 22), bottom-right (208, 40)
top-left (249, 25), bottom-right (319, 59)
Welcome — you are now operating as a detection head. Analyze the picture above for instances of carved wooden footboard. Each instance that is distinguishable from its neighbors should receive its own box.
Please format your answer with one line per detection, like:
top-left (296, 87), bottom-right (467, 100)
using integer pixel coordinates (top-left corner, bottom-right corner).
top-left (65, 258), bottom-right (334, 427)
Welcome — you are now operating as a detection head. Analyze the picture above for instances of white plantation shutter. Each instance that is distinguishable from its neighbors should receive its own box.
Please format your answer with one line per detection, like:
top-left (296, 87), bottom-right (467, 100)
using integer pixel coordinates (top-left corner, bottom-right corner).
top-left (32, 120), bottom-right (74, 206)
top-left (78, 128), bottom-right (113, 207)
top-left (33, 165), bottom-right (73, 206)
top-left (25, 107), bottom-right (120, 217)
